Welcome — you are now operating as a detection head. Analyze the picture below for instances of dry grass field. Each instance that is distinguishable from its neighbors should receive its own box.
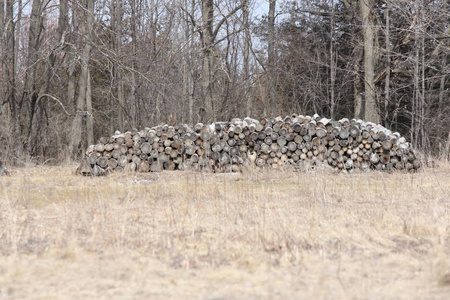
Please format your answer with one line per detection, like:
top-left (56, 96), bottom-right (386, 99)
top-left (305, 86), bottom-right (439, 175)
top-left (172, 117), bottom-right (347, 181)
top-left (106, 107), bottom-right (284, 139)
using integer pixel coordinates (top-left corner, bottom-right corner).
top-left (1, 163), bottom-right (450, 299)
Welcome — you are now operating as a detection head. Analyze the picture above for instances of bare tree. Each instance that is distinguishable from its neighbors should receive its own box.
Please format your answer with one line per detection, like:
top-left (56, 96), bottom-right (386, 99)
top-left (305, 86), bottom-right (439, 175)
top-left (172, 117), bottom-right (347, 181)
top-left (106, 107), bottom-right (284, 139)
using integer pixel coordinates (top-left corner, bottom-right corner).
top-left (70, 0), bottom-right (95, 159)
top-left (86, 68), bottom-right (94, 146)
top-left (383, 0), bottom-right (391, 126)
top-left (0, 0), bottom-right (6, 163)
top-left (30, 0), bottom-right (69, 154)
top-left (67, 2), bottom-right (77, 136)
top-left (181, 0), bottom-right (196, 124)
top-left (24, 0), bottom-right (44, 156)
top-left (243, 0), bottom-right (252, 117)
top-left (0, 0), bottom-right (5, 118)
top-left (111, 0), bottom-right (124, 131)
top-left (329, 0), bottom-right (337, 119)
top-left (0, 0), bottom-right (447, 163)
top-left (129, 0), bottom-right (138, 128)
top-left (2, 0), bottom-right (18, 162)
top-left (267, 0), bottom-right (276, 116)
top-left (197, 0), bottom-right (243, 123)
top-left (360, 0), bottom-right (379, 123)
top-left (201, 0), bottom-right (215, 123)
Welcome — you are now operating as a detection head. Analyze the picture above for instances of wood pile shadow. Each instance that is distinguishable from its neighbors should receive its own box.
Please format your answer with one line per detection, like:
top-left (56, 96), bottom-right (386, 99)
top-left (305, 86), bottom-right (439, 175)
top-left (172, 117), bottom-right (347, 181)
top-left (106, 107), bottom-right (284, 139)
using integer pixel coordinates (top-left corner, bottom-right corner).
top-left (77, 114), bottom-right (421, 176)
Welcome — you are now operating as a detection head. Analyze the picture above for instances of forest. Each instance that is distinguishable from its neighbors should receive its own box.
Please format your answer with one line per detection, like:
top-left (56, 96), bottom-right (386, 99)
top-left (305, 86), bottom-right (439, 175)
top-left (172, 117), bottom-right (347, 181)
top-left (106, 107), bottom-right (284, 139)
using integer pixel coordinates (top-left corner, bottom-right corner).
top-left (0, 0), bottom-right (449, 164)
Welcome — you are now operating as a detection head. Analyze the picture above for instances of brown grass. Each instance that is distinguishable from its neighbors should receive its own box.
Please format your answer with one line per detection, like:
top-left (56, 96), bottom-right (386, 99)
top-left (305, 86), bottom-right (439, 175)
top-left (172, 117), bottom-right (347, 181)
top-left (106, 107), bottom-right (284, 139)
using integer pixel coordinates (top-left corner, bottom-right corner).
top-left (1, 163), bottom-right (450, 299)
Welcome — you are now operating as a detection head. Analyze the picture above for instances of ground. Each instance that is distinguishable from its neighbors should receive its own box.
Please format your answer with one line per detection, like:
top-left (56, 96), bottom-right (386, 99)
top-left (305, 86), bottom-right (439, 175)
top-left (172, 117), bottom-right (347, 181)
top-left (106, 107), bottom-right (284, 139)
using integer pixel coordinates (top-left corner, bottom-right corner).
top-left (1, 163), bottom-right (450, 299)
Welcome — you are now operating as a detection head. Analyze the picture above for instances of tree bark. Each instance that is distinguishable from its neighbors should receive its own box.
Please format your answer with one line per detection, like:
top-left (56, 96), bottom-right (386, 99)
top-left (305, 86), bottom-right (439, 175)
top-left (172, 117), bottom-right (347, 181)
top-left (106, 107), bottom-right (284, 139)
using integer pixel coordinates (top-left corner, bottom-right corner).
top-left (411, 0), bottom-right (425, 150)
top-left (67, 2), bottom-right (77, 132)
top-left (86, 69), bottom-right (94, 146)
top-left (360, 0), bottom-right (379, 123)
top-left (182, 0), bottom-right (196, 124)
top-left (188, 7), bottom-right (195, 125)
top-left (329, 0), bottom-right (336, 119)
top-left (112, 0), bottom-right (124, 132)
top-left (28, 0), bottom-right (69, 156)
top-left (130, 0), bottom-right (138, 128)
top-left (420, 18), bottom-right (425, 151)
top-left (268, 0), bottom-right (277, 116)
top-left (0, 0), bottom-right (7, 164)
top-left (201, 0), bottom-right (215, 123)
top-left (438, 54), bottom-right (447, 120)
top-left (243, 0), bottom-right (252, 117)
top-left (25, 0), bottom-right (44, 156)
top-left (384, 1), bottom-right (391, 127)
top-left (14, 0), bottom-right (22, 77)
top-left (0, 0), bottom-right (5, 120)
top-left (0, 0), bottom-right (4, 48)
top-left (3, 0), bottom-right (18, 162)
top-left (353, 48), bottom-right (363, 119)
top-left (70, 0), bottom-right (95, 159)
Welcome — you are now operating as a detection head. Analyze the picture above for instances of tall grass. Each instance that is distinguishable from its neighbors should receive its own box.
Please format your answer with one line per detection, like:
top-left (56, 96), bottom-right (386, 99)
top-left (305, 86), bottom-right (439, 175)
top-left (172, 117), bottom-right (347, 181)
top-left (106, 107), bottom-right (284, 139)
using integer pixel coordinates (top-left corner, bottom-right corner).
top-left (0, 163), bottom-right (450, 299)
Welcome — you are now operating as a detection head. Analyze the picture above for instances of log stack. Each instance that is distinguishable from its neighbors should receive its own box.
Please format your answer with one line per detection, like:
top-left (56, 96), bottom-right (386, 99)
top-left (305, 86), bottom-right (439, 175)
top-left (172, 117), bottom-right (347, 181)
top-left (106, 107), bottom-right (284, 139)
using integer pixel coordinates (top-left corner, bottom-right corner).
top-left (80, 114), bottom-right (421, 175)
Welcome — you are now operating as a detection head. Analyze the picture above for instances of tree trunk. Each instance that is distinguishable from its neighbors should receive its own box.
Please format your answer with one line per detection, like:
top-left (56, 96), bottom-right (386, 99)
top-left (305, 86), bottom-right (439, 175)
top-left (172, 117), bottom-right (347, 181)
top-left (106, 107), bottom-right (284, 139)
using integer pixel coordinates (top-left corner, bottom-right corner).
top-left (243, 0), bottom-right (252, 117)
top-left (329, 0), bottom-right (336, 119)
top-left (67, 1), bottom-right (77, 137)
top-left (438, 54), bottom-right (447, 120)
top-left (14, 0), bottom-right (22, 78)
top-left (0, 0), bottom-right (7, 164)
top-left (130, 0), bottom-right (138, 128)
top-left (354, 47), bottom-right (363, 119)
top-left (360, 0), bottom-right (379, 123)
top-left (28, 0), bottom-right (69, 157)
top-left (412, 0), bottom-right (425, 150)
top-left (420, 21), bottom-right (425, 151)
top-left (112, 0), bottom-right (124, 132)
top-left (86, 69), bottom-right (94, 146)
top-left (149, 0), bottom-right (161, 124)
top-left (118, 77), bottom-right (125, 130)
top-left (201, 0), bottom-right (215, 123)
top-left (183, 0), bottom-right (196, 124)
top-left (25, 0), bottom-right (43, 156)
top-left (0, 0), bottom-right (4, 48)
top-left (268, 0), bottom-right (277, 116)
top-left (384, 1), bottom-right (391, 127)
top-left (3, 0), bottom-right (18, 162)
top-left (0, 0), bottom-right (5, 120)
top-left (70, 0), bottom-right (94, 159)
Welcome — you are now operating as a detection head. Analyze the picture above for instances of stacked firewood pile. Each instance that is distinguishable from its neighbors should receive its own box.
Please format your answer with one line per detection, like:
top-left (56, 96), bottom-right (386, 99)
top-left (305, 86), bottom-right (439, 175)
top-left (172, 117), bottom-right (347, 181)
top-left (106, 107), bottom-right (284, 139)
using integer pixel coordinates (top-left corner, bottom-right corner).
top-left (77, 114), bottom-right (421, 175)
